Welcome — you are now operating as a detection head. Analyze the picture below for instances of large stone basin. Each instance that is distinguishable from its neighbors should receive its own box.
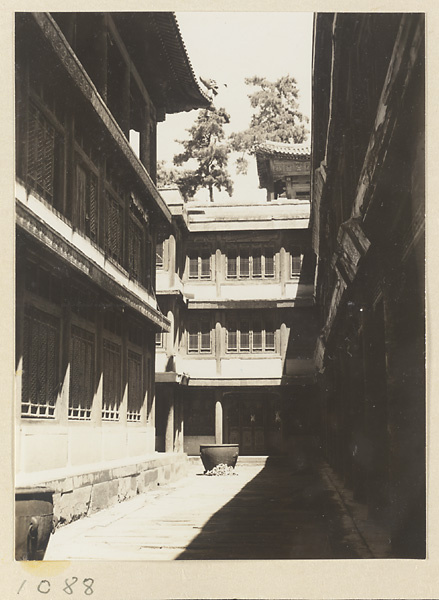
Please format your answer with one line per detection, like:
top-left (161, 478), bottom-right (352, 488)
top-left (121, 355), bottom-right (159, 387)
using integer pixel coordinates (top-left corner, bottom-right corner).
top-left (200, 444), bottom-right (239, 472)
top-left (15, 487), bottom-right (54, 560)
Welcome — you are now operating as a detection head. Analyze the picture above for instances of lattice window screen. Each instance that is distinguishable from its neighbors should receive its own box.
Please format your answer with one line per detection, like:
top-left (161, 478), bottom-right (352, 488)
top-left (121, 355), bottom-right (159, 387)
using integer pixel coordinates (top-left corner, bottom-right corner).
top-left (252, 253), bottom-right (262, 278)
top-left (69, 326), bottom-right (94, 420)
top-left (227, 252), bottom-right (237, 278)
top-left (200, 324), bottom-right (211, 352)
top-left (252, 324), bottom-right (263, 351)
top-left (265, 327), bottom-right (275, 351)
top-left (21, 307), bottom-right (59, 418)
top-left (105, 192), bottom-right (123, 263)
top-left (89, 173), bottom-right (98, 241)
top-left (200, 255), bottom-right (211, 279)
top-left (156, 241), bottom-right (164, 268)
top-left (128, 217), bottom-right (142, 281)
top-left (102, 339), bottom-right (121, 420)
top-left (264, 252), bottom-right (275, 278)
top-left (291, 252), bottom-right (303, 276)
top-left (240, 251), bottom-right (250, 278)
top-left (127, 350), bottom-right (142, 422)
top-left (188, 329), bottom-right (199, 352)
top-left (227, 327), bottom-right (238, 352)
top-left (27, 103), bottom-right (62, 204)
top-left (188, 255), bottom-right (198, 279)
top-left (240, 323), bottom-right (250, 351)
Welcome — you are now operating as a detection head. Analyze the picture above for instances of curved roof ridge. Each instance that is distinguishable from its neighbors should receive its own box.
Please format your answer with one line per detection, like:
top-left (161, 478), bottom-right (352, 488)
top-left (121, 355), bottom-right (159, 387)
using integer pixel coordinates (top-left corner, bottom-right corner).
top-left (171, 13), bottom-right (211, 104)
top-left (257, 140), bottom-right (311, 156)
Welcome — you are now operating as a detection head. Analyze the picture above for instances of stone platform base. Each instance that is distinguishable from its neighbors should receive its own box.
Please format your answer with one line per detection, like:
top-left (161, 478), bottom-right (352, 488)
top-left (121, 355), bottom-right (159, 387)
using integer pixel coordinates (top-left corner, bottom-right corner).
top-left (16, 453), bottom-right (189, 526)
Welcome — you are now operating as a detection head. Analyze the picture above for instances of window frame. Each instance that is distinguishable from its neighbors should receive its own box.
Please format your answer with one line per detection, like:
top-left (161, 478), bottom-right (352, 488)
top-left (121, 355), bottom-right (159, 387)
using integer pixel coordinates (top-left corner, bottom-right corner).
top-left (104, 185), bottom-right (125, 266)
top-left (290, 249), bottom-right (304, 277)
top-left (102, 331), bottom-right (122, 422)
top-left (74, 146), bottom-right (99, 243)
top-left (225, 321), bottom-right (277, 354)
top-left (69, 323), bottom-right (95, 421)
top-left (187, 248), bottom-right (212, 280)
top-left (26, 95), bottom-right (66, 212)
top-left (21, 304), bottom-right (61, 420)
top-left (225, 246), bottom-right (276, 280)
top-left (187, 319), bottom-right (212, 354)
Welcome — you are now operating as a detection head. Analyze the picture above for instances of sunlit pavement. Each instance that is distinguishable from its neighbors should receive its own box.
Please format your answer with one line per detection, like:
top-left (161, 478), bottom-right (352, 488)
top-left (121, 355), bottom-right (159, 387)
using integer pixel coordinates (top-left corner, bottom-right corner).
top-left (45, 458), bottom-right (391, 561)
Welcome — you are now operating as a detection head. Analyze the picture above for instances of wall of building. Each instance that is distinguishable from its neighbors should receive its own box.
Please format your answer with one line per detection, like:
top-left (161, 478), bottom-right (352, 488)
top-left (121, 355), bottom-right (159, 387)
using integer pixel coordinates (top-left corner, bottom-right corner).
top-left (312, 13), bottom-right (425, 557)
top-left (14, 12), bottom-right (208, 523)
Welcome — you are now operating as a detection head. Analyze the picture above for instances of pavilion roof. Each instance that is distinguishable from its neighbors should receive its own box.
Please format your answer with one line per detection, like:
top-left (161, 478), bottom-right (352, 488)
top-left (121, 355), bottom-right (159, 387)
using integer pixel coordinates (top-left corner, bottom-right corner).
top-left (114, 12), bottom-right (212, 118)
top-left (255, 141), bottom-right (311, 189)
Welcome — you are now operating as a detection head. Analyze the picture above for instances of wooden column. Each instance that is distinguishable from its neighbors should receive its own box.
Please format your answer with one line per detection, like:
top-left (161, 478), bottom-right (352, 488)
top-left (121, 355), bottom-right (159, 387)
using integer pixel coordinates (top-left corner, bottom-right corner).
top-left (215, 248), bottom-right (222, 297)
top-left (94, 296), bottom-right (104, 426)
top-left (121, 311), bottom-right (128, 425)
top-left (59, 281), bottom-right (72, 427)
top-left (215, 393), bottom-right (223, 444)
top-left (120, 65), bottom-right (131, 138)
top-left (94, 15), bottom-right (108, 103)
top-left (140, 104), bottom-right (151, 173)
top-left (169, 235), bottom-right (176, 289)
top-left (215, 316), bottom-right (222, 376)
top-left (165, 391), bottom-right (174, 453)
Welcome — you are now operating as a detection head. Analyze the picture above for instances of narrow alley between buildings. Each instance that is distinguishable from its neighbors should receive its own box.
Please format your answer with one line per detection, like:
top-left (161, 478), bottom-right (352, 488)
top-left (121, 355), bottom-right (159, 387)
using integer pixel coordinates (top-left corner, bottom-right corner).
top-left (45, 454), bottom-right (391, 561)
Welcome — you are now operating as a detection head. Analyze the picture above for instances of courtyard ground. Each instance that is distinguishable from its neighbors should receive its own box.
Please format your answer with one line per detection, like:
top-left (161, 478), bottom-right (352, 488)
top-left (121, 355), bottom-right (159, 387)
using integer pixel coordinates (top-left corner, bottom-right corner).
top-left (44, 456), bottom-right (391, 561)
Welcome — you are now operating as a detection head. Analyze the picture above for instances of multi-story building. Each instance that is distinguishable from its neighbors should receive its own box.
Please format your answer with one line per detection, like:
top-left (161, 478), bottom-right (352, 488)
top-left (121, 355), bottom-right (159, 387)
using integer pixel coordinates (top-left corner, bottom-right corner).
top-left (311, 13), bottom-right (425, 557)
top-left (15, 12), bottom-right (209, 523)
top-left (156, 144), bottom-right (318, 457)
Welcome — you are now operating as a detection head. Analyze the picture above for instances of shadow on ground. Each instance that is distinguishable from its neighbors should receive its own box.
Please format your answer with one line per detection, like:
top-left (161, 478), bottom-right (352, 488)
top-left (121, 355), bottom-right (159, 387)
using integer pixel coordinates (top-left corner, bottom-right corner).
top-left (177, 456), bottom-right (366, 560)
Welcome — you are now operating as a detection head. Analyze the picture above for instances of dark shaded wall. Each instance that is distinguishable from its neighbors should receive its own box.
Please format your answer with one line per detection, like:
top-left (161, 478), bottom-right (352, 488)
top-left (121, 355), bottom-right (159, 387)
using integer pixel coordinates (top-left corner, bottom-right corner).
top-left (312, 13), bottom-right (425, 558)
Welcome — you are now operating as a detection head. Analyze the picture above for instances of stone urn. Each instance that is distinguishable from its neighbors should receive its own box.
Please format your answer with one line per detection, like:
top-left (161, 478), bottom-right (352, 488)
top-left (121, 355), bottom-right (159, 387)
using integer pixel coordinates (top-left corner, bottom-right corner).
top-left (15, 487), bottom-right (55, 561)
top-left (200, 444), bottom-right (239, 472)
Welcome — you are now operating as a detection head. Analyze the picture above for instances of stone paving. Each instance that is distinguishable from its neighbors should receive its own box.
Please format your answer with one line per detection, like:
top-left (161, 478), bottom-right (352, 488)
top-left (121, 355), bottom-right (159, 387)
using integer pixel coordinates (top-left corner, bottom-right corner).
top-left (45, 457), bottom-right (391, 561)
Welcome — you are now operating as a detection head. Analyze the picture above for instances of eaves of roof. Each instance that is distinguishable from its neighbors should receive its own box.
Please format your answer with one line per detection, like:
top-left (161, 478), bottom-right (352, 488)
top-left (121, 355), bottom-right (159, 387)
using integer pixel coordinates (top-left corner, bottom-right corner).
top-left (150, 12), bottom-right (212, 114)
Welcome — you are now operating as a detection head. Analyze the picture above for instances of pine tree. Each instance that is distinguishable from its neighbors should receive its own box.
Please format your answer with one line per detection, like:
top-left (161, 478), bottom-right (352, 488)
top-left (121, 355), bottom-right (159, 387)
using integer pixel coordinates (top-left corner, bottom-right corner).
top-left (230, 75), bottom-right (309, 174)
top-left (173, 107), bottom-right (233, 202)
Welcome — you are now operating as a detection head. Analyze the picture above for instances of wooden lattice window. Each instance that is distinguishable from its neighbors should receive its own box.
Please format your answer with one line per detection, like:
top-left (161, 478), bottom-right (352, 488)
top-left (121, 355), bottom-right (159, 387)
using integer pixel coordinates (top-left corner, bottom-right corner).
top-left (240, 250), bottom-right (250, 279)
top-left (127, 350), bottom-right (143, 422)
top-left (225, 321), bottom-right (275, 354)
top-left (265, 325), bottom-right (275, 352)
top-left (27, 102), bottom-right (64, 207)
top-left (21, 306), bottom-right (59, 419)
top-left (102, 339), bottom-right (121, 421)
top-left (156, 240), bottom-right (164, 269)
top-left (291, 250), bottom-right (303, 276)
top-left (128, 216), bottom-right (143, 282)
top-left (252, 323), bottom-right (263, 352)
top-left (76, 161), bottom-right (98, 242)
top-left (240, 322), bottom-right (250, 352)
top-left (188, 254), bottom-right (198, 279)
top-left (264, 251), bottom-right (275, 278)
top-left (226, 251), bottom-right (237, 279)
top-left (188, 250), bottom-right (211, 280)
top-left (252, 252), bottom-right (262, 278)
top-left (200, 253), bottom-right (211, 279)
top-left (188, 321), bottom-right (211, 353)
top-left (69, 326), bottom-right (94, 420)
top-left (226, 325), bottom-right (238, 352)
top-left (105, 191), bottom-right (123, 263)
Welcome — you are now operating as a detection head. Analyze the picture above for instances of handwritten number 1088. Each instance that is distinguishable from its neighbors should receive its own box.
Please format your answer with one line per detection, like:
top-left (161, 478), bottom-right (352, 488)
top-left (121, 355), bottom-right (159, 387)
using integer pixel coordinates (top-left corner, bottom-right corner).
top-left (17, 578), bottom-right (94, 595)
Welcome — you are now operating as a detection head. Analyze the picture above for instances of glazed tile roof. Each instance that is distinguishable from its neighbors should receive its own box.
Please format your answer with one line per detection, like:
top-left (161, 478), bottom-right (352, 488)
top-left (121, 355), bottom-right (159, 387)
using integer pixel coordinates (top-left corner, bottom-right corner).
top-left (114, 12), bottom-right (211, 116)
top-left (255, 141), bottom-right (311, 190)
top-left (256, 141), bottom-right (311, 158)
top-left (152, 13), bottom-right (212, 112)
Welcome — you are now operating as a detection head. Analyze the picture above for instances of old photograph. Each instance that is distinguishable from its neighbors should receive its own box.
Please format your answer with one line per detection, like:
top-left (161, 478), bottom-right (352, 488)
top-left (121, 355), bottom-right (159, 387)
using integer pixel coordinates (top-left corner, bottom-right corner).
top-left (14, 11), bottom-right (425, 566)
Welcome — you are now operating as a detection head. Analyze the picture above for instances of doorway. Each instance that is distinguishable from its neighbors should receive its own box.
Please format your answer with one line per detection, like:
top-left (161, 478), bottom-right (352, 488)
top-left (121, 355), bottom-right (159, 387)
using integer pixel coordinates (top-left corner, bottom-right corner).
top-left (225, 393), bottom-right (282, 455)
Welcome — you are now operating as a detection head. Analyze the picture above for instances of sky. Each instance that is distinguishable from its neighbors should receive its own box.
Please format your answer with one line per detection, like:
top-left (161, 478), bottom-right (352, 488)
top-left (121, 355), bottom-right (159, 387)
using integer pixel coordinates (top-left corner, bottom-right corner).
top-left (157, 12), bottom-right (314, 203)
